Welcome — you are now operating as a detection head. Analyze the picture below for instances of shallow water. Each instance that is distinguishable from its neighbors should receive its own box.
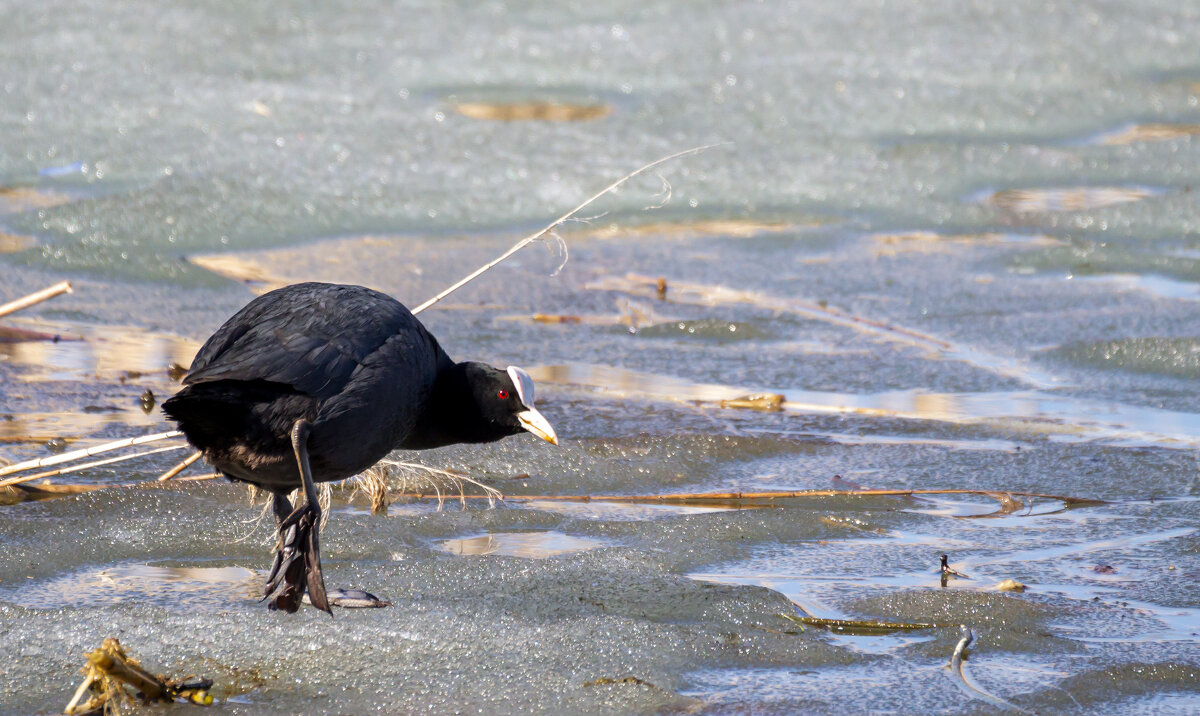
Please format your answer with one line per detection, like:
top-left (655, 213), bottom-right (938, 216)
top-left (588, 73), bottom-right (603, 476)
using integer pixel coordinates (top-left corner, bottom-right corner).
top-left (2, 0), bottom-right (1200, 713)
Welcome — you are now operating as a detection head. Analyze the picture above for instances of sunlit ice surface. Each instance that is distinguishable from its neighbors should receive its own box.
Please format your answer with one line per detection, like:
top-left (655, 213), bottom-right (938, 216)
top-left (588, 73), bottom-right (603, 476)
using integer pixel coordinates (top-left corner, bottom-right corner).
top-left (3, 0), bottom-right (1200, 713)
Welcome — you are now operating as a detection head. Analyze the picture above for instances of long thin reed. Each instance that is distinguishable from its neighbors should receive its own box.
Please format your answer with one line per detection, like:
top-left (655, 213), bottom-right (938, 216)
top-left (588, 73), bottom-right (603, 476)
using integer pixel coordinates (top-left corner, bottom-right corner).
top-left (0, 430), bottom-right (183, 479)
top-left (410, 143), bottom-right (726, 315)
top-left (387, 487), bottom-right (1105, 505)
top-left (0, 446), bottom-right (187, 488)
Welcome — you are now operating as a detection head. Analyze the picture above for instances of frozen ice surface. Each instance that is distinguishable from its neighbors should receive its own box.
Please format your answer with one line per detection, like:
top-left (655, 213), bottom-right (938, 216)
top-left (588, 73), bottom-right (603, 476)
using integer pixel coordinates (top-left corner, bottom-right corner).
top-left (3, 0), bottom-right (1200, 713)
top-left (1, 483), bottom-right (842, 714)
top-left (1, 0), bottom-right (1199, 279)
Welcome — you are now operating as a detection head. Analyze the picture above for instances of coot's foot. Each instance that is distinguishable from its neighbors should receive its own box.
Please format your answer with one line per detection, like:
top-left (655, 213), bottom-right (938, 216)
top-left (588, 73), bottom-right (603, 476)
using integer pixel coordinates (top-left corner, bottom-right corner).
top-left (263, 492), bottom-right (330, 613)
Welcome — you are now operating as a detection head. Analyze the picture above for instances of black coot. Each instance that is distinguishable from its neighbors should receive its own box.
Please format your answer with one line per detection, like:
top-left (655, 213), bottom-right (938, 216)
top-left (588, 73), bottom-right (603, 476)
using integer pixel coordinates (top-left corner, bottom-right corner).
top-left (162, 282), bottom-right (557, 613)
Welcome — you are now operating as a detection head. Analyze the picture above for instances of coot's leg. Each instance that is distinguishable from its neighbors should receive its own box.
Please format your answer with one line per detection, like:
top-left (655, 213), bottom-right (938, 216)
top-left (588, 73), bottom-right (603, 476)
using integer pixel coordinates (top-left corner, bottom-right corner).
top-left (290, 420), bottom-right (330, 613)
top-left (262, 420), bottom-right (331, 614)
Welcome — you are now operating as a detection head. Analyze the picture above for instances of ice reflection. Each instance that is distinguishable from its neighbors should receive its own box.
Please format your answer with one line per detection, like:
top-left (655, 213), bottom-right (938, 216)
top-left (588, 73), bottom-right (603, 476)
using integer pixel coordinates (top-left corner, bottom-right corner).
top-left (441, 531), bottom-right (607, 558)
top-left (1077, 273), bottom-right (1200, 301)
top-left (0, 319), bottom-right (199, 383)
top-left (528, 363), bottom-right (1200, 447)
top-left (8, 563), bottom-right (260, 610)
top-left (516, 499), bottom-right (739, 521)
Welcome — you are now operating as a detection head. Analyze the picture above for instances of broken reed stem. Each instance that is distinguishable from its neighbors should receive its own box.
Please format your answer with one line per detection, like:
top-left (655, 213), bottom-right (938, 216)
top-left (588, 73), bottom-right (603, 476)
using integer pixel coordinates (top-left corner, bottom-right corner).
top-left (410, 143), bottom-right (727, 315)
top-left (0, 445), bottom-right (187, 488)
top-left (779, 612), bottom-right (944, 631)
top-left (0, 280), bottom-right (72, 319)
top-left (157, 451), bottom-right (202, 481)
top-left (0, 430), bottom-right (183, 479)
top-left (174, 472), bottom-right (222, 482)
top-left (388, 487), bottom-right (1107, 505)
top-left (63, 673), bottom-right (96, 715)
top-left (386, 486), bottom-right (1104, 508)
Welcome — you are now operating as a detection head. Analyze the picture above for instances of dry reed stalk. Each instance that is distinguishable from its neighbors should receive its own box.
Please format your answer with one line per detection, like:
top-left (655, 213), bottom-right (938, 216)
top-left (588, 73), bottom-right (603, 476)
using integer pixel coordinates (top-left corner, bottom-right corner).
top-left (0, 445), bottom-right (187, 488)
top-left (778, 612), bottom-right (944, 631)
top-left (173, 472), bottom-right (222, 481)
top-left (357, 459), bottom-right (503, 511)
top-left (157, 451), bottom-right (202, 481)
top-left (0, 280), bottom-right (72, 319)
top-left (1, 482), bottom-right (110, 506)
top-left (352, 468), bottom-right (392, 513)
top-left (387, 487), bottom-right (1105, 507)
top-left (0, 430), bottom-right (183, 479)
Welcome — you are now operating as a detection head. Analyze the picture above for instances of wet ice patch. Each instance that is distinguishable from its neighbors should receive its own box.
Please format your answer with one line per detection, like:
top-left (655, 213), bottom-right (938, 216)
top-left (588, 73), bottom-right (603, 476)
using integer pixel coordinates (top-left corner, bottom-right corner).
top-left (635, 318), bottom-right (769, 342)
top-left (6, 562), bottom-right (259, 611)
top-left (3, 318), bottom-right (199, 383)
top-left (1044, 337), bottom-right (1200, 379)
top-left (440, 531), bottom-right (608, 558)
top-left (682, 663), bottom-right (966, 713)
top-left (529, 363), bottom-right (1200, 447)
top-left (1076, 273), bottom-right (1200, 301)
top-left (516, 499), bottom-right (741, 521)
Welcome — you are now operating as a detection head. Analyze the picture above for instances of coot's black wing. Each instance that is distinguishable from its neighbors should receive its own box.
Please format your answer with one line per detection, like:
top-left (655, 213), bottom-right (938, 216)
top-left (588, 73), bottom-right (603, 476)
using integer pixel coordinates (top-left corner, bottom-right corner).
top-left (184, 283), bottom-right (437, 401)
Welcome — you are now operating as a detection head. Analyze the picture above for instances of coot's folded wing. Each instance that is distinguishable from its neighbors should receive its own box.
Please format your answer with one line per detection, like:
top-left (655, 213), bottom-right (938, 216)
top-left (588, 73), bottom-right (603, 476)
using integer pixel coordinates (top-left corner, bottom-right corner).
top-left (184, 283), bottom-right (432, 400)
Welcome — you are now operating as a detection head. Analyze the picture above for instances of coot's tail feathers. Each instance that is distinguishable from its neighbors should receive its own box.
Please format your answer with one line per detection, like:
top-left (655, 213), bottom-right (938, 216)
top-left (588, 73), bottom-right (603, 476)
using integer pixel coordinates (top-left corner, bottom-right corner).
top-left (162, 380), bottom-right (305, 452)
top-left (162, 384), bottom-right (245, 447)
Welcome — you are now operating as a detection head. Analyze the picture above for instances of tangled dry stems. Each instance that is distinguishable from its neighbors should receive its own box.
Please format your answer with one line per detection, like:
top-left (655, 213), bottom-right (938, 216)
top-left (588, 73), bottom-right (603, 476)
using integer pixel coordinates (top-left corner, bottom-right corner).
top-left (354, 459), bottom-right (502, 513)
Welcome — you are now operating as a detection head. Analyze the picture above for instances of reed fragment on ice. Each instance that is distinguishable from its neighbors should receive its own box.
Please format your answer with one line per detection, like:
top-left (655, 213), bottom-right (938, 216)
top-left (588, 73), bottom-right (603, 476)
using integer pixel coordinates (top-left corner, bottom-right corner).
top-left (64, 637), bottom-right (213, 715)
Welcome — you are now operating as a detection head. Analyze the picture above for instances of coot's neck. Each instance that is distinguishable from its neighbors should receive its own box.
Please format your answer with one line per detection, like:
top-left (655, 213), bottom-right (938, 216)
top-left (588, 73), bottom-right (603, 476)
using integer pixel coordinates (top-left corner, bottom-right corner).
top-left (398, 360), bottom-right (493, 449)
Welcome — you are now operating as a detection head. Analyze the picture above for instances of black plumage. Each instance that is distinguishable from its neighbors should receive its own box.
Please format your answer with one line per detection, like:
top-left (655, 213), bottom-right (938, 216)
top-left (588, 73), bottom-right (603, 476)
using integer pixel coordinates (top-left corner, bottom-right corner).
top-left (162, 282), bottom-right (557, 613)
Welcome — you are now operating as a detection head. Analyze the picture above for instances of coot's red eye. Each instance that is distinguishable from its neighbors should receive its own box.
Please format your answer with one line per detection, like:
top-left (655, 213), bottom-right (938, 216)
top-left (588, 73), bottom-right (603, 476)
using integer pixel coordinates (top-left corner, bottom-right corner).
top-left (497, 390), bottom-right (509, 399)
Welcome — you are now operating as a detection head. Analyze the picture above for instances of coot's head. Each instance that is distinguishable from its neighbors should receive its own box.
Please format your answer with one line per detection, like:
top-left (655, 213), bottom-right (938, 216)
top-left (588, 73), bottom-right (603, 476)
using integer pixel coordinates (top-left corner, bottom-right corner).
top-left (463, 364), bottom-right (558, 445)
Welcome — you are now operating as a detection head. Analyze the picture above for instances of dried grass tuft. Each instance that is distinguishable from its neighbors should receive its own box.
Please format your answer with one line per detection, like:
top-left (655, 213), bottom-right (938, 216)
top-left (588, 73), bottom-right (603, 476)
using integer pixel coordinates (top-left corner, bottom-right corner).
top-left (352, 459), bottom-right (502, 513)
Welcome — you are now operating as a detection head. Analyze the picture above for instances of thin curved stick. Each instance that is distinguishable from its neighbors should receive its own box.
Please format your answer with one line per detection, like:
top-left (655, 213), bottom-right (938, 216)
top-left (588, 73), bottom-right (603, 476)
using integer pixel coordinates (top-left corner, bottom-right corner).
top-left (779, 612), bottom-right (945, 632)
top-left (948, 627), bottom-right (1033, 713)
top-left (410, 143), bottom-right (728, 315)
